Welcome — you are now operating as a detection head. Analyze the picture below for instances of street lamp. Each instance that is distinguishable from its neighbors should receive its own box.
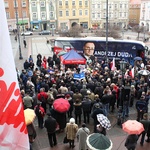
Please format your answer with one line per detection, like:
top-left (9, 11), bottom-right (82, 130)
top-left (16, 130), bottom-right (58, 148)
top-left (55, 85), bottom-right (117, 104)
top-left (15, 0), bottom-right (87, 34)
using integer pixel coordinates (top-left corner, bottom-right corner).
top-left (105, 0), bottom-right (108, 65)
top-left (15, 0), bottom-right (23, 60)
top-left (119, 58), bottom-right (127, 86)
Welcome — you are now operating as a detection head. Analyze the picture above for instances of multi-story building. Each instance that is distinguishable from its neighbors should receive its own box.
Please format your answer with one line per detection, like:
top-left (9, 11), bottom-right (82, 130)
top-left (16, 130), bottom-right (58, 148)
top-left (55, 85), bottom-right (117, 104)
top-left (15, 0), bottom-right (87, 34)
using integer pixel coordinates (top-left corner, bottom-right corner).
top-left (56, 0), bottom-right (90, 31)
top-left (4, 0), bottom-right (30, 31)
top-left (91, 0), bottom-right (129, 29)
top-left (129, 0), bottom-right (141, 27)
top-left (140, 0), bottom-right (150, 31)
top-left (29, 0), bottom-right (56, 31)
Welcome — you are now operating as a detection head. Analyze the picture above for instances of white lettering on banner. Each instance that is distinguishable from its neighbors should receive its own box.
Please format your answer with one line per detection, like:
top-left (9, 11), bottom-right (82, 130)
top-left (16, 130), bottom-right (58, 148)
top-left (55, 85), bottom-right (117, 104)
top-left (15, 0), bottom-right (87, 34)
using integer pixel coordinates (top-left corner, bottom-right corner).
top-left (94, 51), bottom-right (133, 58)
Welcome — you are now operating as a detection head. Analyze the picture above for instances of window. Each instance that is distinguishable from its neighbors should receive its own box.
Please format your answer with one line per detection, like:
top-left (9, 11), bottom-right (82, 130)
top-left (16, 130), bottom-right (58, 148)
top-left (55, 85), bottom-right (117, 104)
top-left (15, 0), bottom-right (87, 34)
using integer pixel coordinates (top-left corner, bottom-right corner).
top-left (72, 0), bottom-right (75, 6)
top-left (14, 0), bottom-right (18, 7)
top-left (103, 3), bottom-right (106, 9)
top-left (66, 10), bottom-right (69, 16)
top-left (22, 0), bottom-right (26, 7)
top-left (120, 4), bottom-right (122, 9)
top-left (32, 12), bottom-right (37, 19)
top-left (85, 0), bottom-right (88, 6)
top-left (6, 12), bottom-right (10, 19)
top-left (40, 1), bottom-right (45, 7)
top-left (92, 4), bottom-right (95, 9)
top-left (85, 10), bottom-right (88, 16)
top-left (59, 0), bottom-right (62, 6)
top-left (92, 13), bottom-right (95, 18)
top-left (79, 1), bottom-right (82, 6)
top-left (50, 11), bottom-right (54, 18)
top-left (115, 4), bottom-right (117, 9)
top-left (72, 10), bottom-right (75, 16)
top-left (97, 4), bottom-right (100, 9)
top-left (97, 13), bottom-right (100, 18)
top-left (65, 1), bottom-right (68, 6)
top-left (59, 11), bottom-right (62, 17)
top-left (22, 11), bottom-right (27, 18)
top-left (5, 2), bottom-right (9, 8)
top-left (103, 12), bottom-right (106, 18)
top-left (31, 2), bottom-right (36, 7)
top-left (79, 10), bottom-right (82, 16)
top-left (41, 12), bottom-right (46, 19)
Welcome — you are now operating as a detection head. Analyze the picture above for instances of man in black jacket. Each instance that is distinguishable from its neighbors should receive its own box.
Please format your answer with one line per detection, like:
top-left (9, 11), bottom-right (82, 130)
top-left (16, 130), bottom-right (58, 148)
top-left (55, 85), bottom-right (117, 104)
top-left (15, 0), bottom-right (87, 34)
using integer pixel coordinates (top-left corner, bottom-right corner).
top-left (44, 113), bottom-right (57, 147)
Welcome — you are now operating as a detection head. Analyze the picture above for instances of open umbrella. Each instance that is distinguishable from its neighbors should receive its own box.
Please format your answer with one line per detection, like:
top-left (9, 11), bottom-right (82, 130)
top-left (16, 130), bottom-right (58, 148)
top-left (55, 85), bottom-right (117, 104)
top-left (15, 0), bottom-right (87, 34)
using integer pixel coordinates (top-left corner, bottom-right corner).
top-left (134, 56), bottom-right (142, 61)
top-left (138, 69), bottom-right (150, 76)
top-left (86, 133), bottom-right (113, 150)
top-left (24, 108), bottom-right (36, 125)
top-left (53, 98), bottom-right (70, 113)
top-left (97, 114), bottom-right (111, 130)
top-left (122, 120), bottom-right (144, 135)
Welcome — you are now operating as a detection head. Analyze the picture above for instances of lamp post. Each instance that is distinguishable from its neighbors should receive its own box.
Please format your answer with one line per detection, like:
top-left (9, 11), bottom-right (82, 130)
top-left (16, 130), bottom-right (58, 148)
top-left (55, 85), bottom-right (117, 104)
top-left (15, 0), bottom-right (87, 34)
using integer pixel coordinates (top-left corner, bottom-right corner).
top-left (105, 0), bottom-right (108, 65)
top-left (15, 0), bottom-right (23, 59)
top-left (119, 58), bottom-right (127, 86)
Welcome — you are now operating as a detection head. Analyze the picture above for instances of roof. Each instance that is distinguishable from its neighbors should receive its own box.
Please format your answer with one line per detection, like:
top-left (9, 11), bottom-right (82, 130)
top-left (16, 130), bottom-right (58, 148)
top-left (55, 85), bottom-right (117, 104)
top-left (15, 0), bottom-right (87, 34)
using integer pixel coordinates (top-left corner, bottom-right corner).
top-left (130, 0), bottom-right (141, 4)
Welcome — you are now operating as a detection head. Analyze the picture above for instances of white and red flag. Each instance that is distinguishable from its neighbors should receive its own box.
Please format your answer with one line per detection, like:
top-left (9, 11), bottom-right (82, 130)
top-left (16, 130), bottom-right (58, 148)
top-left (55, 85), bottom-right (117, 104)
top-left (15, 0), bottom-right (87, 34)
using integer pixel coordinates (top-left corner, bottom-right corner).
top-left (110, 58), bottom-right (116, 71)
top-left (129, 67), bottom-right (134, 78)
top-left (0, 1), bottom-right (29, 149)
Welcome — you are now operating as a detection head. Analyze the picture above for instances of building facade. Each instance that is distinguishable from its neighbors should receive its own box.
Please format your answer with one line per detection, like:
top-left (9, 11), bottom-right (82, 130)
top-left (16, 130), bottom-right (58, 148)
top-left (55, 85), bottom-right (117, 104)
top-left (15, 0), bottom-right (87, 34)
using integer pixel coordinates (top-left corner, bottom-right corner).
top-left (140, 0), bottom-right (150, 31)
top-left (56, 0), bottom-right (90, 31)
top-left (4, 0), bottom-right (30, 31)
top-left (29, 0), bottom-right (56, 31)
top-left (129, 0), bottom-right (141, 26)
top-left (91, 0), bottom-right (129, 29)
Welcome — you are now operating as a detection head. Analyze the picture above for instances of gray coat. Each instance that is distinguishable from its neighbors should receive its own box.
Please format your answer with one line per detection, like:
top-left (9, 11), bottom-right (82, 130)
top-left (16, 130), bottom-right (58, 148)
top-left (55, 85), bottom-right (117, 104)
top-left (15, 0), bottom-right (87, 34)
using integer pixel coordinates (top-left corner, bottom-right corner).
top-left (76, 127), bottom-right (90, 150)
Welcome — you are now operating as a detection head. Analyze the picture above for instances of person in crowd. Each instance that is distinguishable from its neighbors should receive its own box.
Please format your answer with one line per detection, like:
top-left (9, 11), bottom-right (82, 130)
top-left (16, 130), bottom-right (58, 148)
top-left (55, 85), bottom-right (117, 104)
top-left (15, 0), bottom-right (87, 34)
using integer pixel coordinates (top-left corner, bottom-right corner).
top-left (122, 95), bottom-right (130, 118)
top-left (36, 56), bottom-right (42, 70)
top-left (27, 123), bottom-right (37, 143)
top-left (136, 96), bottom-right (147, 121)
top-left (76, 123), bottom-right (90, 150)
top-left (37, 88), bottom-right (48, 113)
top-left (65, 94), bottom-right (74, 118)
top-left (101, 88), bottom-right (111, 117)
top-left (80, 85), bottom-right (87, 98)
top-left (145, 123), bottom-right (150, 143)
top-left (73, 89), bottom-right (83, 102)
top-left (65, 118), bottom-right (78, 148)
top-left (74, 99), bottom-right (82, 125)
top-left (129, 85), bottom-right (136, 107)
top-left (29, 55), bottom-right (33, 62)
top-left (23, 39), bottom-right (27, 48)
top-left (125, 134), bottom-right (138, 150)
top-left (24, 60), bottom-right (29, 71)
top-left (34, 102), bottom-right (45, 129)
top-left (96, 124), bottom-right (106, 136)
top-left (139, 113), bottom-right (150, 146)
top-left (91, 103), bottom-right (105, 133)
top-left (44, 113), bottom-right (57, 148)
top-left (28, 60), bottom-right (34, 71)
top-left (23, 91), bottom-right (33, 109)
top-left (82, 95), bottom-right (92, 124)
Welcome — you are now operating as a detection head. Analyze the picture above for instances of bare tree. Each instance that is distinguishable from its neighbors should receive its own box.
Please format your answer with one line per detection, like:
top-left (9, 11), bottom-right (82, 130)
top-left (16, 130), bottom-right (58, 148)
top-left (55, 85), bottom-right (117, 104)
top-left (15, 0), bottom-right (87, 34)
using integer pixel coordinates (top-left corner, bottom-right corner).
top-left (59, 23), bottom-right (83, 37)
top-left (132, 25), bottom-right (144, 40)
top-left (95, 25), bottom-right (121, 39)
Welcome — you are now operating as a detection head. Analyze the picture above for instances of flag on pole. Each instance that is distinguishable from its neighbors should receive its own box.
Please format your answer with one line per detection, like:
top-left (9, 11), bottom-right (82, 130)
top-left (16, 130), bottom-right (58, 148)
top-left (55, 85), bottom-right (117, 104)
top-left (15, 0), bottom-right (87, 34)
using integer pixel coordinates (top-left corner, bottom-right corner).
top-left (0, 1), bottom-right (29, 149)
top-left (110, 58), bottom-right (116, 71)
top-left (129, 67), bottom-right (134, 78)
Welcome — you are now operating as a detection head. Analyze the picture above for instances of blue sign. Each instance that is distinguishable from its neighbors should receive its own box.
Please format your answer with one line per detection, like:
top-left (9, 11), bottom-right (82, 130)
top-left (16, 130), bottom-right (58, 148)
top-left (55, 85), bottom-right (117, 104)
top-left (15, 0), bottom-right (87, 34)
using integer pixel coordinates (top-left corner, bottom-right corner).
top-left (73, 73), bottom-right (85, 80)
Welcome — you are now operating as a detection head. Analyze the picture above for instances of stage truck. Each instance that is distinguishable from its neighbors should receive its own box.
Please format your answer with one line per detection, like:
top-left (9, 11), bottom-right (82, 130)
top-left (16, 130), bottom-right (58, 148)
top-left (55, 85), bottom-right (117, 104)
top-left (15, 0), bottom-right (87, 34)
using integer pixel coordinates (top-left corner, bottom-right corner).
top-left (53, 37), bottom-right (146, 65)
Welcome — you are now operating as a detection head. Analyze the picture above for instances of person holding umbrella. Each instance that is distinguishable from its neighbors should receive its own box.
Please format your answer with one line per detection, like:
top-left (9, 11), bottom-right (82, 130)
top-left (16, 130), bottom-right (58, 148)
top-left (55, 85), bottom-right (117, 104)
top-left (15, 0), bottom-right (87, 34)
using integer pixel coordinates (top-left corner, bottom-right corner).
top-left (124, 134), bottom-right (138, 150)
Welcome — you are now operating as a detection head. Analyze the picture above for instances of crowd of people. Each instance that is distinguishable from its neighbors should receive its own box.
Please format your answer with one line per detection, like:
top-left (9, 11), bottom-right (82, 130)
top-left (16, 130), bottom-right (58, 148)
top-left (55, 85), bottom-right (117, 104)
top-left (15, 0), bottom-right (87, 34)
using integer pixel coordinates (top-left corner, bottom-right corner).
top-left (17, 52), bottom-right (150, 150)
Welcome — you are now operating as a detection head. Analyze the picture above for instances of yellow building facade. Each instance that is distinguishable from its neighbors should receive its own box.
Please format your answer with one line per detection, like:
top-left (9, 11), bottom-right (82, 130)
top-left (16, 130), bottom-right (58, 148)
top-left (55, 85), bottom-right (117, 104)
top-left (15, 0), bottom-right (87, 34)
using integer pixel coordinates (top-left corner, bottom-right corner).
top-left (56, 0), bottom-right (90, 31)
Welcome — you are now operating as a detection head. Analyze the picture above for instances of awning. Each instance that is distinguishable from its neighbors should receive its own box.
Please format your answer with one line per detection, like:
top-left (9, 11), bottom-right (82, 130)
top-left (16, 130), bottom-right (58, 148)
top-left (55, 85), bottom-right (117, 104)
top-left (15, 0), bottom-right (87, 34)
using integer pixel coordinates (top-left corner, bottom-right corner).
top-left (17, 20), bottom-right (28, 25)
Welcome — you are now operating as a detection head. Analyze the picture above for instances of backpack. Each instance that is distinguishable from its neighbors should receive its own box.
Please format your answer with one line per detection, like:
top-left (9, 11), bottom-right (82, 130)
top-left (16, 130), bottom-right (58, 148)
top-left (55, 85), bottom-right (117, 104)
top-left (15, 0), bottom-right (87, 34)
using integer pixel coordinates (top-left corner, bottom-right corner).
top-left (40, 94), bottom-right (46, 103)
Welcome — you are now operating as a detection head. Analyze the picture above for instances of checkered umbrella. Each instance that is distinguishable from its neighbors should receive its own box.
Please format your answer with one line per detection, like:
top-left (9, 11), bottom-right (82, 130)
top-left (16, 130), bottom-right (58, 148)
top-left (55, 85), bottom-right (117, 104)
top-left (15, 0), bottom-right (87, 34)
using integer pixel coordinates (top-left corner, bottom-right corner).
top-left (97, 114), bottom-right (111, 130)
